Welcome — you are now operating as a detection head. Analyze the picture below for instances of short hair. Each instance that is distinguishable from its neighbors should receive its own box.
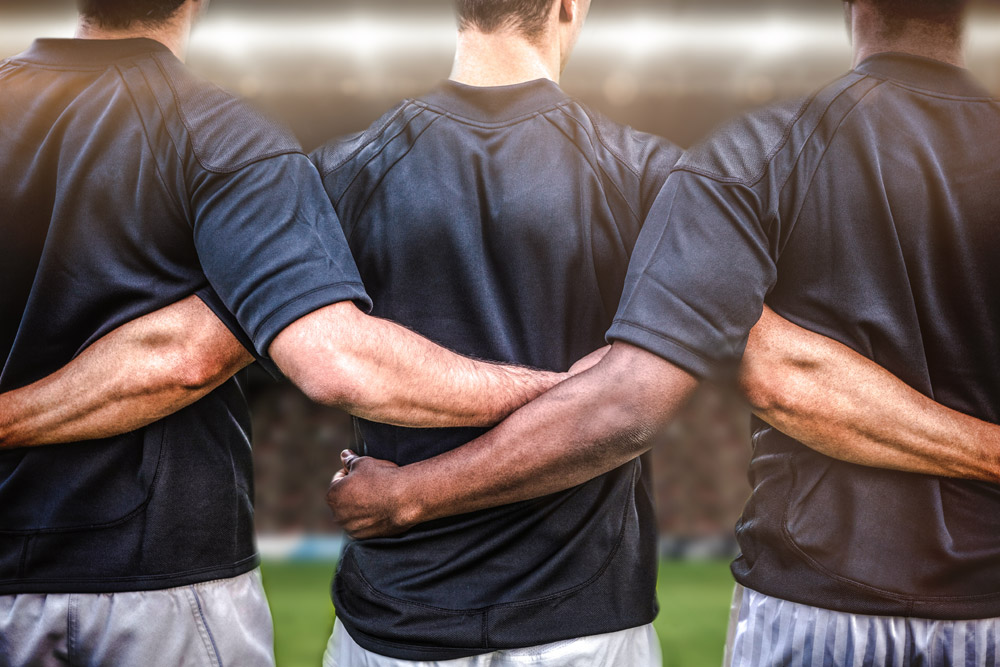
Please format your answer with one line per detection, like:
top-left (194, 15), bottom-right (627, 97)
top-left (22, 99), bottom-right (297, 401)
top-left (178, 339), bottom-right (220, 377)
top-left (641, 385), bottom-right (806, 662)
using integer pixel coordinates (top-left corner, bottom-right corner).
top-left (864, 0), bottom-right (970, 38)
top-left (455, 0), bottom-right (556, 40)
top-left (77, 0), bottom-right (188, 30)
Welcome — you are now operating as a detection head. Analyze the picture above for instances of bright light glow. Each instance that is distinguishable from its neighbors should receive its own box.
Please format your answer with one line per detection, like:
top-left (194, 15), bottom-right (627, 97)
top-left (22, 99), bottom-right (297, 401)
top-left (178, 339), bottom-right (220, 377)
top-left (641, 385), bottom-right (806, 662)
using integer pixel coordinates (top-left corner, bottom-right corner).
top-left (190, 14), bottom-right (458, 62)
top-left (3, 12), bottom-right (1000, 64)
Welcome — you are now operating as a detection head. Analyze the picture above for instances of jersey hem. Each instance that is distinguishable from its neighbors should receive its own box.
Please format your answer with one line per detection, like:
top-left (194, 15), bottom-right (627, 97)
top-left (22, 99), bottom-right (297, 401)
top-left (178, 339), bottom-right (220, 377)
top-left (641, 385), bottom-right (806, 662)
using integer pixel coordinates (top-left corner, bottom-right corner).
top-left (0, 553), bottom-right (260, 596)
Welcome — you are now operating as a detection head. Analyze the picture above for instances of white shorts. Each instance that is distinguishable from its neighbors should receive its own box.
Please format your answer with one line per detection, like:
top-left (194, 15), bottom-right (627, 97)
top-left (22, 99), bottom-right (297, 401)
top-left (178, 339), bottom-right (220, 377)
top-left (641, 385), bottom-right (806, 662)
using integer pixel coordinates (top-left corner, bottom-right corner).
top-left (323, 619), bottom-right (662, 667)
top-left (0, 568), bottom-right (274, 667)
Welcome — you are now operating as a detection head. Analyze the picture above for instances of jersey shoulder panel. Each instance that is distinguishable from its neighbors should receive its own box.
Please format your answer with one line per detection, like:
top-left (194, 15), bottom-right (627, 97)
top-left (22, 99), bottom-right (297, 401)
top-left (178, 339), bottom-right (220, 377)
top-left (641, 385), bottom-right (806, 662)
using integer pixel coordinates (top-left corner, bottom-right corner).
top-left (675, 96), bottom-right (812, 186)
top-left (149, 53), bottom-right (303, 173)
top-left (312, 101), bottom-right (413, 177)
top-left (311, 100), bottom-right (438, 212)
top-left (578, 102), bottom-right (683, 179)
top-left (676, 72), bottom-right (873, 186)
top-left (551, 100), bottom-right (682, 219)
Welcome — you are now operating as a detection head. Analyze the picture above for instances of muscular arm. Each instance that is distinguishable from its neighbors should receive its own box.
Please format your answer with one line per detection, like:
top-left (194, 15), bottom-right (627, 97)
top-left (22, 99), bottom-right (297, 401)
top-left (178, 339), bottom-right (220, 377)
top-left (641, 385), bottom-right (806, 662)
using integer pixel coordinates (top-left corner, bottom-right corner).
top-left (327, 308), bottom-right (1000, 539)
top-left (0, 296), bottom-right (575, 449)
top-left (269, 301), bottom-right (566, 429)
top-left (325, 342), bottom-right (698, 538)
top-left (0, 296), bottom-right (253, 449)
top-left (740, 306), bottom-right (1000, 483)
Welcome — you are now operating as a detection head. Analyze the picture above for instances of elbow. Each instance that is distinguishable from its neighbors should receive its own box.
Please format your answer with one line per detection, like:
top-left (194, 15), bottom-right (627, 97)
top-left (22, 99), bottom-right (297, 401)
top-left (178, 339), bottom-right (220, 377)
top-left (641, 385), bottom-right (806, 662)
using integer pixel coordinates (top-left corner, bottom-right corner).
top-left (175, 354), bottom-right (227, 393)
top-left (155, 343), bottom-right (236, 396)
top-left (739, 360), bottom-right (795, 421)
top-left (291, 354), bottom-right (366, 412)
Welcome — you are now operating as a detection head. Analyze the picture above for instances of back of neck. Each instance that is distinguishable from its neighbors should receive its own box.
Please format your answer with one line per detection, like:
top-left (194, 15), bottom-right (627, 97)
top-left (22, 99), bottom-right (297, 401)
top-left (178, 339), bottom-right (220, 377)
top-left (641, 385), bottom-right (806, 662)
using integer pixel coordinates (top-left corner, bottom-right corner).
top-left (75, 19), bottom-right (188, 61)
top-left (450, 28), bottom-right (560, 87)
top-left (852, 17), bottom-right (965, 68)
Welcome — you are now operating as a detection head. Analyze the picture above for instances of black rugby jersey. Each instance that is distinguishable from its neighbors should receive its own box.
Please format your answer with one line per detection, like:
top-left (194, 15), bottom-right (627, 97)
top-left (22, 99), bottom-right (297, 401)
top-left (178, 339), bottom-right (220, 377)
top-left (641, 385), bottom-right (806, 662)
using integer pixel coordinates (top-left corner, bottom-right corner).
top-left (0, 38), bottom-right (370, 593)
top-left (609, 53), bottom-right (1000, 619)
top-left (313, 78), bottom-right (681, 659)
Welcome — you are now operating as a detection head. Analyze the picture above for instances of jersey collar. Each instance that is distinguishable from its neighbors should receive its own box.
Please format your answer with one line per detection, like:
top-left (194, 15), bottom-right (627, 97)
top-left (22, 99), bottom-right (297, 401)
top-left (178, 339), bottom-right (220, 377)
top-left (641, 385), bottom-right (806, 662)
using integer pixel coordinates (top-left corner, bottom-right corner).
top-left (17, 38), bottom-right (172, 67)
top-left (855, 52), bottom-right (990, 98)
top-left (419, 78), bottom-right (571, 123)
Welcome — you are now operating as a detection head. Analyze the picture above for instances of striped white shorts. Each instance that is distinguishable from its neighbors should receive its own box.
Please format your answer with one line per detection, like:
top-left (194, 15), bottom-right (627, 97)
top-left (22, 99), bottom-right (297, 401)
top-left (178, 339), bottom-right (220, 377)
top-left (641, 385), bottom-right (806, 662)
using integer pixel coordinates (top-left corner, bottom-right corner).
top-left (725, 585), bottom-right (1000, 667)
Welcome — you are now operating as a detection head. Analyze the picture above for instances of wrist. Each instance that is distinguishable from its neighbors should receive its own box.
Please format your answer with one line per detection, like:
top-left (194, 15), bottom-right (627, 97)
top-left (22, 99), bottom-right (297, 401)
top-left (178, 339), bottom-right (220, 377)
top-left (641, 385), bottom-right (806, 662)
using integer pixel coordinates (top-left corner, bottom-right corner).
top-left (389, 466), bottom-right (426, 530)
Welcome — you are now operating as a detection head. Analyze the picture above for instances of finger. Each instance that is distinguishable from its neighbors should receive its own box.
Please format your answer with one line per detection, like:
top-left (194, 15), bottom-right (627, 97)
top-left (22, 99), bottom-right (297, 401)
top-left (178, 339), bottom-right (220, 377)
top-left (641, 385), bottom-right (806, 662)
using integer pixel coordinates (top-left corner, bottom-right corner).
top-left (341, 450), bottom-right (365, 470)
top-left (332, 469), bottom-right (347, 482)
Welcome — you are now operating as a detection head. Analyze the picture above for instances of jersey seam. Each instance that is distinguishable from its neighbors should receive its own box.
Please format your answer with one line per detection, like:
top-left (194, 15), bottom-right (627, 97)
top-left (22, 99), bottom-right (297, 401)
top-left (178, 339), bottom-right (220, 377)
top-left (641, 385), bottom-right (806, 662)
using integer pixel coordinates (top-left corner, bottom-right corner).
top-left (344, 115), bottom-right (445, 243)
top-left (776, 79), bottom-right (885, 251)
top-left (131, 58), bottom-right (196, 208)
top-left (335, 108), bottom-right (439, 211)
top-left (117, 63), bottom-right (189, 221)
top-left (0, 426), bottom-right (167, 536)
top-left (151, 54), bottom-right (303, 174)
top-left (773, 76), bottom-right (880, 207)
top-left (779, 461), bottom-right (1000, 604)
top-left (671, 76), bottom-right (845, 187)
top-left (418, 101), bottom-right (570, 129)
top-left (320, 101), bottom-right (419, 177)
top-left (576, 104), bottom-right (643, 180)
top-left (541, 110), bottom-right (643, 223)
top-left (874, 77), bottom-right (997, 102)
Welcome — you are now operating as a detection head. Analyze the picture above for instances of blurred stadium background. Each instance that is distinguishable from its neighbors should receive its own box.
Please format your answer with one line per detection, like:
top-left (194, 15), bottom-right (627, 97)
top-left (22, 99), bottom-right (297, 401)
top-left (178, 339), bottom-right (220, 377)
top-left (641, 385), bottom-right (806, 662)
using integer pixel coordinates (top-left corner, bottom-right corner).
top-left (4, 1), bottom-right (1000, 664)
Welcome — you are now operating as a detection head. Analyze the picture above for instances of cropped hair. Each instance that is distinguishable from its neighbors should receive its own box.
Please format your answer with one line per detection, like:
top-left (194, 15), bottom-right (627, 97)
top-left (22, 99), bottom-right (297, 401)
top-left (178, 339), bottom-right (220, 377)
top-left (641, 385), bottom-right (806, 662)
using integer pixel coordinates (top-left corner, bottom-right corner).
top-left (77, 0), bottom-right (188, 30)
top-left (455, 0), bottom-right (556, 39)
top-left (862, 0), bottom-right (970, 37)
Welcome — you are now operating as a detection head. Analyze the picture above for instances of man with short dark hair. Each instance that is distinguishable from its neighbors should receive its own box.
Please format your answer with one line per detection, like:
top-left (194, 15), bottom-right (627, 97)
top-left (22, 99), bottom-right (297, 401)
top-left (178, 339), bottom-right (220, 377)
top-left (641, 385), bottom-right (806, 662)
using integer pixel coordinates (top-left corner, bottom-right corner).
top-left (0, 0), bottom-right (579, 663)
top-left (326, 0), bottom-right (1000, 664)
top-left (311, 0), bottom-right (675, 662)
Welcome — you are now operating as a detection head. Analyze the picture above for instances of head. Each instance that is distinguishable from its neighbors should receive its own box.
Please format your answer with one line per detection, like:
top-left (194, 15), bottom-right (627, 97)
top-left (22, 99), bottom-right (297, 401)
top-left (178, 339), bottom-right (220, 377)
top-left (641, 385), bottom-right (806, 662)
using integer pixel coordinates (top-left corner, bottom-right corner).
top-left (455, 0), bottom-right (592, 71)
top-left (843, 0), bottom-right (969, 58)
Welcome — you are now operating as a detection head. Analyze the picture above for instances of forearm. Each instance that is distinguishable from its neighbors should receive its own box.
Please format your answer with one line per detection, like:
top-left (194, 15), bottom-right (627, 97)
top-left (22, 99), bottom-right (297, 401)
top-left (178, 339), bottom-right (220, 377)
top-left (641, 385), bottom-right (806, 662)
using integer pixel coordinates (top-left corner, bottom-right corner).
top-left (0, 296), bottom-right (252, 448)
top-left (741, 307), bottom-right (1000, 483)
top-left (330, 344), bottom-right (698, 535)
top-left (272, 302), bottom-right (564, 428)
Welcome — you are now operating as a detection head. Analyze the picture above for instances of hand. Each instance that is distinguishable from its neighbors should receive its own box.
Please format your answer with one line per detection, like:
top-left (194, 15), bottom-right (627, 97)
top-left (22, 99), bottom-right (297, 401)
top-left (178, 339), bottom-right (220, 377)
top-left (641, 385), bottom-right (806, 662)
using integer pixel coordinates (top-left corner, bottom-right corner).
top-left (326, 450), bottom-right (415, 539)
top-left (568, 345), bottom-right (611, 376)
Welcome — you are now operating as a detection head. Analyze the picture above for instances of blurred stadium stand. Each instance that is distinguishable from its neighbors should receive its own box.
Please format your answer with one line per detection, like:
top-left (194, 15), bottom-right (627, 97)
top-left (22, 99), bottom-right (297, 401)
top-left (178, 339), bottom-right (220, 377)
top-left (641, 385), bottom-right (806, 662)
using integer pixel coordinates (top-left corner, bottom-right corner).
top-left (4, 0), bottom-right (999, 556)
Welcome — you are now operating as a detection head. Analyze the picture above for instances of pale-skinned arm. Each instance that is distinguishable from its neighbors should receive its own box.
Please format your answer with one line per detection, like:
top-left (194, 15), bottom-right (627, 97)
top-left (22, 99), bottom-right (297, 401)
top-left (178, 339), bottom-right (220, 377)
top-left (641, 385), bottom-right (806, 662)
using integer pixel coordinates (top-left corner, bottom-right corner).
top-left (0, 295), bottom-right (253, 449)
top-left (0, 298), bottom-right (588, 449)
top-left (740, 306), bottom-right (1000, 483)
top-left (269, 301), bottom-right (571, 429)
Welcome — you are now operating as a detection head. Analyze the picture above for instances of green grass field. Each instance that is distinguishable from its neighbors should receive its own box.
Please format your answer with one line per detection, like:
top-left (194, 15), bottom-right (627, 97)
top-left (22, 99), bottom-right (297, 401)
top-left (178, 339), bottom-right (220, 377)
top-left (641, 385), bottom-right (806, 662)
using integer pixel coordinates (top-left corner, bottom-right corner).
top-left (261, 560), bottom-right (735, 667)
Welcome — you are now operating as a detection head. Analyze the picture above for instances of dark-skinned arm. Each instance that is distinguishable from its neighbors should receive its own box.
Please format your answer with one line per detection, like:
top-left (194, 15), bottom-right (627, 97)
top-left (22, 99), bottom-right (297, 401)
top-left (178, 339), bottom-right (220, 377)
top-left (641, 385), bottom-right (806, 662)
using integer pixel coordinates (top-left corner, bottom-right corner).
top-left (0, 295), bottom-right (253, 449)
top-left (740, 306), bottom-right (1000, 483)
top-left (325, 342), bottom-right (698, 538)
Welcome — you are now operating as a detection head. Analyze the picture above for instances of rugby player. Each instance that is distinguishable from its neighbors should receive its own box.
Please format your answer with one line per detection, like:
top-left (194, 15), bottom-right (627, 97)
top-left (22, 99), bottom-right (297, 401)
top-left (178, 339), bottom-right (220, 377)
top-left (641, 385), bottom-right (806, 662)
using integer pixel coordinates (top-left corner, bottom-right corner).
top-left (0, 0), bottom-right (593, 663)
top-left (326, 0), bottom-right (1000, 664)
top-left (4, 0), bottom-right (998, 665)
top-left (308, 0), bottom-right (678, 662)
